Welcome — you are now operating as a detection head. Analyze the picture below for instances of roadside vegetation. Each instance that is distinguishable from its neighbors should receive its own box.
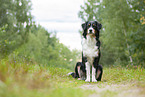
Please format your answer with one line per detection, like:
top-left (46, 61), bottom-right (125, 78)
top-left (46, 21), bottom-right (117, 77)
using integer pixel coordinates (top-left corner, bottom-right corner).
top-left (0, 59), bottom-right (89, 97)
top-left (0, 60), bottom-right (145, 97)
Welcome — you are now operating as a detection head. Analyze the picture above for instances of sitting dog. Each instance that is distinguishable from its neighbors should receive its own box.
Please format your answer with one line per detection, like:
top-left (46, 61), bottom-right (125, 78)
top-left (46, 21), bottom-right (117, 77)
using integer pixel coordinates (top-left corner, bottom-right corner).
top-left (69, 21), bottom-right (103, 82)
top-left (70, 62), bottom-right (103, 81)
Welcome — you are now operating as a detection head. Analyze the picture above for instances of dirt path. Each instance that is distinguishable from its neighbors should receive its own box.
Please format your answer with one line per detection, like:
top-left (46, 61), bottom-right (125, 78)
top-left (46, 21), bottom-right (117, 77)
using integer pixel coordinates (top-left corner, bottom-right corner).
top-left (79, 83), bottom-right (144, 97)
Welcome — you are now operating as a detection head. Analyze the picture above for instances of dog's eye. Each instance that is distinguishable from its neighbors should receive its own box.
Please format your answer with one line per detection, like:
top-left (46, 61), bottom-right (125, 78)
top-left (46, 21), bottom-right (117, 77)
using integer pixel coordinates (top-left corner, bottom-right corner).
top-left (93, 24), bottom-right (96, 27)
top-left (88, 24), bottom-right (91, 27)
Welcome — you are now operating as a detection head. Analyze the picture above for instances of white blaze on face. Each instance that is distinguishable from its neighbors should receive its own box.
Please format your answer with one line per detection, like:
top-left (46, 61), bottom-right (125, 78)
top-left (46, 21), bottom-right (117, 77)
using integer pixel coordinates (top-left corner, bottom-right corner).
top-left (87, 27), bottom-right (95, 34)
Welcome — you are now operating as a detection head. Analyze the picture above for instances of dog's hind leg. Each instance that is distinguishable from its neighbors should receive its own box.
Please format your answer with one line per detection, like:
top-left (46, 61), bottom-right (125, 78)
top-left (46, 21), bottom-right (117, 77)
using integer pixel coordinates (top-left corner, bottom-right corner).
top-left (68, 62), bottom-right (81, 78)
top-left (96, 65), bottom-right (103, 81)
top-left (77, 66), bottom-right (81, 80)
top-left (85, 62), bottom-right (90, 82)
top-left (75, 62), bottom-right (82, 78)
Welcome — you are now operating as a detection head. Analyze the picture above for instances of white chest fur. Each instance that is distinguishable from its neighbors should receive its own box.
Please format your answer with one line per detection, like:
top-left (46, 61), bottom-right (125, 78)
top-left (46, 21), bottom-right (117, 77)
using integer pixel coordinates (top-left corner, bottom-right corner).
top-left (82, 35), bottom-right (99, 63)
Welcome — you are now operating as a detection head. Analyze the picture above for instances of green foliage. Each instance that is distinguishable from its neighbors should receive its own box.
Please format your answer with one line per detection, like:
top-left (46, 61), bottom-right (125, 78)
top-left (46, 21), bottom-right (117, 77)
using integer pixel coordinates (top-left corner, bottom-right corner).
top-left (79, 0), bottom-right (145, 66)
top-left (0, 0), bottom-right (79, 69)
top-left (0, 0), bottom-right (32, 58)
top-left (7, 24), bottom-right (78, 69)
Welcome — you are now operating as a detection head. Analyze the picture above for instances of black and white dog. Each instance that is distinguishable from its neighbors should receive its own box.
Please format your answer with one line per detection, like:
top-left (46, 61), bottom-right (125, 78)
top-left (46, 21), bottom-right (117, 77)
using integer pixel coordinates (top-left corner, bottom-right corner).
top-left (69, 21), bottom-right (103, 82)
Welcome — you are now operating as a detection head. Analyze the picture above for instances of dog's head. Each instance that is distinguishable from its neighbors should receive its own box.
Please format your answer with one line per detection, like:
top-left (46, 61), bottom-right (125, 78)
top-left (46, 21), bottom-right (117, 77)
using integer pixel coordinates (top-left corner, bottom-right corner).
top-left (82, 21), bottom-right (102, 39)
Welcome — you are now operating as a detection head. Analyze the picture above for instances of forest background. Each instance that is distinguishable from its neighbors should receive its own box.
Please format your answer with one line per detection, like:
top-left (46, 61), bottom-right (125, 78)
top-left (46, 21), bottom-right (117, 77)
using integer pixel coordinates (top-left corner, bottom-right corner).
top-left (1, 0), bottom-right (145, 68)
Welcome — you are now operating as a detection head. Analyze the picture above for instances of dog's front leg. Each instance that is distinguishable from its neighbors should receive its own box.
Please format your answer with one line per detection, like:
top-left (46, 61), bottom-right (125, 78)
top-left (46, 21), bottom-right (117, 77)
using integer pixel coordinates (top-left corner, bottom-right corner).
top-left (85, 62), bottom-right (90, 82)
top-left (92, 66), bottom-right (97, 82)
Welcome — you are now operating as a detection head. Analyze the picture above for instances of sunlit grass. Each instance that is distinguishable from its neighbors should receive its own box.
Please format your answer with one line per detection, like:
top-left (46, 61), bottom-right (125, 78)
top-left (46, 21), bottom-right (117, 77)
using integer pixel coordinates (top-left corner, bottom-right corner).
top-left (0, 59), bottom-right (145, 97)
top-left (0, 59), bottom-right (91, 97)
top-left (102, 66), bottom-right (145, 85)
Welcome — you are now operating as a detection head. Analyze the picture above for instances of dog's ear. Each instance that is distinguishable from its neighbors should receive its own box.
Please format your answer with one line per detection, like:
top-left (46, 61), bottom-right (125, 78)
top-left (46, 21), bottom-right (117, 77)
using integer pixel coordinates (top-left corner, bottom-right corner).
top-left (95, 21), bottom-right (102, 30)
top-left (81, 21), bottom-right (88, 30)
top-left (82, 22), bottom-right (88, 38)
top-left (97, 23), bottom-right (102, 30)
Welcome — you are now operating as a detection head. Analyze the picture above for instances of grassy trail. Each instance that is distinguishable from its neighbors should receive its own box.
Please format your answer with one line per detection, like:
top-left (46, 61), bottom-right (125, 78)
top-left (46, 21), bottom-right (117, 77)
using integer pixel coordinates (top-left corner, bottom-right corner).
top-left (79, 66), bottom-right (145, 97)
top-left (0, 60), bottom-right (145, 97)
top-left (80, 82), bottom-right (144, 97)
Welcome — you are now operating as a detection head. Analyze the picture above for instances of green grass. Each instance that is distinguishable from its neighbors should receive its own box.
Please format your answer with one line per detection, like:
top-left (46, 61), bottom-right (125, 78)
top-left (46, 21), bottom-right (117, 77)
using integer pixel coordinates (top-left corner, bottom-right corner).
top-left (0, 59), bottom-right (145, 97)
top-left (102, 66), bottom-right (145, 85)
top-left (0, 60), bottom-right (91, 97)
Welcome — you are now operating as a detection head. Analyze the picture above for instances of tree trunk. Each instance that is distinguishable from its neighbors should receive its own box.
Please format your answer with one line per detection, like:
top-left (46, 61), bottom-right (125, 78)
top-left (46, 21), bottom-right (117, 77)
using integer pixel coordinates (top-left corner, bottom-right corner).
top-left (122, 20), bottom-right (134, 65)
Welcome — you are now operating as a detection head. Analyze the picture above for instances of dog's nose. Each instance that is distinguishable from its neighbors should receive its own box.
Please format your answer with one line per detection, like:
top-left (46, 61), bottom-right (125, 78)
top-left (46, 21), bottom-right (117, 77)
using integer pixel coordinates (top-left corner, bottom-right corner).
top-left (89, 29), bottom-right (92, 33)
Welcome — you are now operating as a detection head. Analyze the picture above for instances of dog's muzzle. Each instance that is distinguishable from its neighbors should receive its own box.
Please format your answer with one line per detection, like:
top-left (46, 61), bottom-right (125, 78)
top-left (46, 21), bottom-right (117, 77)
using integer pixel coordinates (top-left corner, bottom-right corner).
top-left (88, 27), bottom-right (94, 34)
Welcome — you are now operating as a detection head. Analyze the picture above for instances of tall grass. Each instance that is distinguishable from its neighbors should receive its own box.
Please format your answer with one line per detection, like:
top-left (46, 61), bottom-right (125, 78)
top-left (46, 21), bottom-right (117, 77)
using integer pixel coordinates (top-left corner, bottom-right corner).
top-left (102, 66), bottom-right (145, 86)
top-left (0, 59), bottom-right (145, 97)
top-left (0, 59), bottom-right (90, 97)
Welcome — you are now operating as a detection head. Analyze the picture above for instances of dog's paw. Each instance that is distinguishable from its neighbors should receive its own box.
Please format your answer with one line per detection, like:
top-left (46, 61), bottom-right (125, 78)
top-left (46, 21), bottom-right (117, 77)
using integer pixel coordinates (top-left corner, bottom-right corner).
top-left (67, 72), bottom-right (74, 76)
top-left (85, 79), bottom-right (90, 82)
top-left (78, 78), bottom-right (81, 80)
top-left (92, 79), bottom-right (97, 82)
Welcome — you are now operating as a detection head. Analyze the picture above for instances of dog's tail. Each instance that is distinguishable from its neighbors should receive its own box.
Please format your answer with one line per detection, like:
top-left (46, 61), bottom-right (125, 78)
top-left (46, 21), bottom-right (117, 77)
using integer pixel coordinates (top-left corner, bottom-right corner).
top-left (67, 72), bottom-right (78, 78)
top-left (68, 62), bottom-right (83, 78)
